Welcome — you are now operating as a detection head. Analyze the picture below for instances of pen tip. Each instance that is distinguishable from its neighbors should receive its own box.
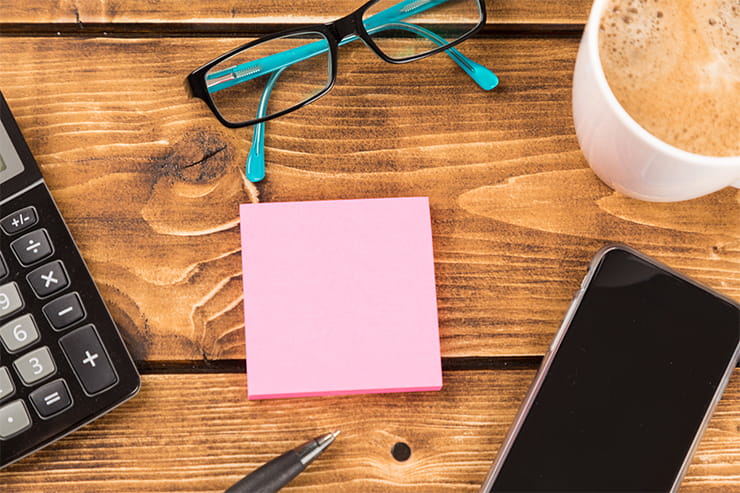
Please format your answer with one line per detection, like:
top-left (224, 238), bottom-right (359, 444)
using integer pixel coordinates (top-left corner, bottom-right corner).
top-left (332, 430), bottom-right (341, 438)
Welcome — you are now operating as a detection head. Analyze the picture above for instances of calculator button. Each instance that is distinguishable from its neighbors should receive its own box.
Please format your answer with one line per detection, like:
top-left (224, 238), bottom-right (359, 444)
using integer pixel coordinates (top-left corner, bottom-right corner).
top-left (43, 292), bottom-right (85, 331)
top-left (27, 260), bottom-right (69, 298)
top-left (11, 229), bottom-right (53, 266)
top-left (60, 325), bottom-right (118, 395)
top-left (0, 282), bottom-right (24, 320)
top-left (0, 367), bottom-right (15, 403)
top-left (0, 206), bottom-right (38, 236)
top-left (30, 379), bottom-right (72, 418)
top-left (0, 400), bottom-right (31, 439)
top-left (0, 253), bottom-right (7, 280)
top-left (13, 346), bottom-right (56, 386)
top-left (0, 314), bottom-right (40, 353)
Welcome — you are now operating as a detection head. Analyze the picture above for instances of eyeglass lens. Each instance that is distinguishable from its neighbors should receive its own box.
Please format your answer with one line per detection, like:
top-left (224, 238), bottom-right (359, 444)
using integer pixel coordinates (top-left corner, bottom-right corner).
top-left (205, 32), bottom-right (332, 125)
top-left (362, 0), bottom-right (482, 60)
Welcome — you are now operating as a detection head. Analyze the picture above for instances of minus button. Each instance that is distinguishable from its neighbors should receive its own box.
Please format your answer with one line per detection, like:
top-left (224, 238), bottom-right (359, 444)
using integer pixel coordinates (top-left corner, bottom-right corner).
top-left (43, 292), bottom-right (85, 331)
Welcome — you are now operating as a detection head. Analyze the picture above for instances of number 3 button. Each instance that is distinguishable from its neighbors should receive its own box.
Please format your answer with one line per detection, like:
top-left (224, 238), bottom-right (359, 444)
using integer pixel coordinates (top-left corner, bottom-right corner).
top-left (13, 346), bottom-right (56, 385)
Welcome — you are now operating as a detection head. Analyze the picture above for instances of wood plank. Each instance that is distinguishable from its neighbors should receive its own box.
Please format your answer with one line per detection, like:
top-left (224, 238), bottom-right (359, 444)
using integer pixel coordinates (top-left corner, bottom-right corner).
top-left (0, 37), bottom-right (737, 362)
top-left (0, 0), bottom-right (591, 28)
top-left (3, 370), bottom-right (740, 491)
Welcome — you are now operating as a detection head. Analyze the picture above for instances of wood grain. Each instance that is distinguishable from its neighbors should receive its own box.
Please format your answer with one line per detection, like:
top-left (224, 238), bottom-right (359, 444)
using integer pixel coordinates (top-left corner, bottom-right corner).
top-left (0, 0), bottom-right (591, 29)
top-left (3, 371), bottom-right (740, 492)
top-left (2, 3), bottom-right (738, 493)
top-left (0, 36), bottom-right (737, 361)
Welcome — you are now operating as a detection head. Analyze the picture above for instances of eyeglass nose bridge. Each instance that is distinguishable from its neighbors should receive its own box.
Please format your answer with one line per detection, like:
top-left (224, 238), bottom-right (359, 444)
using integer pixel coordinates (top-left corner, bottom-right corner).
top-left (327, 12), bottom-right (363, 43)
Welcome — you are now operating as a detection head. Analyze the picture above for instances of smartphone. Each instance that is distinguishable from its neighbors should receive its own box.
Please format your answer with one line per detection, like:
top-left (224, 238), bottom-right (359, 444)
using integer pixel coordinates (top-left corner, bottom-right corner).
top-left (480, 245), bottom-right (740, 493)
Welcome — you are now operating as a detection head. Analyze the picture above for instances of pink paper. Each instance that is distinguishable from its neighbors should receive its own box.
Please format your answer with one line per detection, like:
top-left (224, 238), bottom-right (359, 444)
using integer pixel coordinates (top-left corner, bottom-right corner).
top-left (239, 197), bottom-right (442, 399)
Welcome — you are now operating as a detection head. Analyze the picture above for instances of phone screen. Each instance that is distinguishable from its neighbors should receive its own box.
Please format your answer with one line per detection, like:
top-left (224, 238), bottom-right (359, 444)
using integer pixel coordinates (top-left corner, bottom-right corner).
top-left (486, 247), bottom-right (740, 492)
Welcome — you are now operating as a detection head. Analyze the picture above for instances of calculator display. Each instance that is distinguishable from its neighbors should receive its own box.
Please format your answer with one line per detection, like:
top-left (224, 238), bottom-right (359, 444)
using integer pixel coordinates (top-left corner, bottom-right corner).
top-left (0, 123), bottom-right (24, 185)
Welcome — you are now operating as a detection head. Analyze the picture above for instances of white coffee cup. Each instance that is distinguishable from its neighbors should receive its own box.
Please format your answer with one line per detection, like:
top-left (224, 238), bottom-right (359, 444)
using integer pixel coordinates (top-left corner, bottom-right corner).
top-left (572, 0), bottom-right (740, 202)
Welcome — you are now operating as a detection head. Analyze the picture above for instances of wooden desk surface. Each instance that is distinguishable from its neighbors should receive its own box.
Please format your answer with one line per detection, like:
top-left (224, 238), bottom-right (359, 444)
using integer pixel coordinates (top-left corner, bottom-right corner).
top-left (1, 1), bottom-right (739, 491)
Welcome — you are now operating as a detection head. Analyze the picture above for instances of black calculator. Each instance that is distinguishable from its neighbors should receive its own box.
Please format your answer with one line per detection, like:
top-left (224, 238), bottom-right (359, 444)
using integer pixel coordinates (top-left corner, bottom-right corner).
top-left (0, 92), bottom-right (140, 468)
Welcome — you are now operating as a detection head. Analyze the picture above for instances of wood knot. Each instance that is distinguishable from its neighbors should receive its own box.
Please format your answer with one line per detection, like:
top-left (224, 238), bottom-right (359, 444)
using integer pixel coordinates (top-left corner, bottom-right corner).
top-left (156, 131), bottom-right (233, 184)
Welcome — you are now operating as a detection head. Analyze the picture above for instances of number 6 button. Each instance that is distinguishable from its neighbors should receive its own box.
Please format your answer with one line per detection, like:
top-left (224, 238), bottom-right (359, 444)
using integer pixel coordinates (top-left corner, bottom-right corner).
top-left (0, 314), bottom-right (40, 353)
top-left (13, 347), bottom-right (56, 385)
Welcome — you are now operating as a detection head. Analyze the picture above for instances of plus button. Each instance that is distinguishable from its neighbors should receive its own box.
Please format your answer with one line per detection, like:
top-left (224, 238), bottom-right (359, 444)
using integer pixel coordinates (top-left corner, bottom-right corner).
top-left (82, 350), bottom-right (99, 368)
top-left (60, 325), bottom-right (118, 394)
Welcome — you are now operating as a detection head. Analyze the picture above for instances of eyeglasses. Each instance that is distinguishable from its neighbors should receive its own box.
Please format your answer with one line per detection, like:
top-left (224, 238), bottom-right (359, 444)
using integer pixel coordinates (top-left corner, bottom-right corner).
top-left (187, 0), bottom-right (498, 182)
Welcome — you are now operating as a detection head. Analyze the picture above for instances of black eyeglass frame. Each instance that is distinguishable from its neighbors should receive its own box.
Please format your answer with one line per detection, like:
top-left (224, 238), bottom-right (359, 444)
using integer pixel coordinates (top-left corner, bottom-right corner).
top-left (187, 0), bottom-right (487, 129)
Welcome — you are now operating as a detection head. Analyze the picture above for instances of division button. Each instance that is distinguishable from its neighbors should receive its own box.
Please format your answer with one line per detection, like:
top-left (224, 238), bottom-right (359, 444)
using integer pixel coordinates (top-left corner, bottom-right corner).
top-left (11, 229), bottom-right (53, 266)
top-left (0, 400), bottom-right (31, 439)
top-left (43, 292), bottom-right (85, 331)
top-left (27, 260), bottom-right (69, 298)
top-left (0, 313), bottom-right (40, 353)
top-left (0, 282), bottom-right (24, 320)
top-left (60, 325), bottom-right (118, 395)
top-left (0, 367), bottom-right (15, 403)
top-left (30, 379), bottom-right (72, 418)
top-left (1, 206), bottom-right (38, 235)
top-left (13, 346), bottom-right (56, 386)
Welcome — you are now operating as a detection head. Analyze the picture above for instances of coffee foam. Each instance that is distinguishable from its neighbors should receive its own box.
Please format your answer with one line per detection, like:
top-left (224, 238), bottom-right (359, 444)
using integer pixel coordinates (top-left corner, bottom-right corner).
top-left (598, 0), bottom-right (739, 157)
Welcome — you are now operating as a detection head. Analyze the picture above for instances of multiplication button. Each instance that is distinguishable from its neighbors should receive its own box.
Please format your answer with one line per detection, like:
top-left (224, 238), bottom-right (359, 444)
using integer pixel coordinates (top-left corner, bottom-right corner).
top-left (60, 325), bottom-right (118, 395)
top-left (27, 260), bottom-right (69, 298)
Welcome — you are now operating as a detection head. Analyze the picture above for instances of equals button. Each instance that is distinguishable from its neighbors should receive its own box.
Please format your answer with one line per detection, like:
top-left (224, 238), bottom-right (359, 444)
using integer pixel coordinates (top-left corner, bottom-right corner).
top-left (30, 379), bottom-right (73, 418)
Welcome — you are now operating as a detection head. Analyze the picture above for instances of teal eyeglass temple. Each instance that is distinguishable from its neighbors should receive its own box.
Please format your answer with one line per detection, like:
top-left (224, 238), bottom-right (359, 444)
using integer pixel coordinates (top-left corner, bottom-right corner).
top-left (206, 0), bottom-right (499, 182)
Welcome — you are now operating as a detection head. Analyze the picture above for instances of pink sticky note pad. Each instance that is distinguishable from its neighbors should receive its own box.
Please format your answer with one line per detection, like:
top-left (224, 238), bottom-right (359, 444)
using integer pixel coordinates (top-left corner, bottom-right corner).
top-left (239, 197), bottom-right (442, 400)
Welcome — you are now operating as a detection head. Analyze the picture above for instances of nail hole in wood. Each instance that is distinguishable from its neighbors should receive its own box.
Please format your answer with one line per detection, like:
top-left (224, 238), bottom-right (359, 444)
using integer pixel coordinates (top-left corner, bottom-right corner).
top-left (391, 442), bottom-right (411, 462)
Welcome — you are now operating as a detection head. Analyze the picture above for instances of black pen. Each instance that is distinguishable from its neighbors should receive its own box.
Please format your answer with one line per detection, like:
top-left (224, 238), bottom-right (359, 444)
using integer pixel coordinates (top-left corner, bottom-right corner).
top-left (225, 430), bottom-right (340, 493)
